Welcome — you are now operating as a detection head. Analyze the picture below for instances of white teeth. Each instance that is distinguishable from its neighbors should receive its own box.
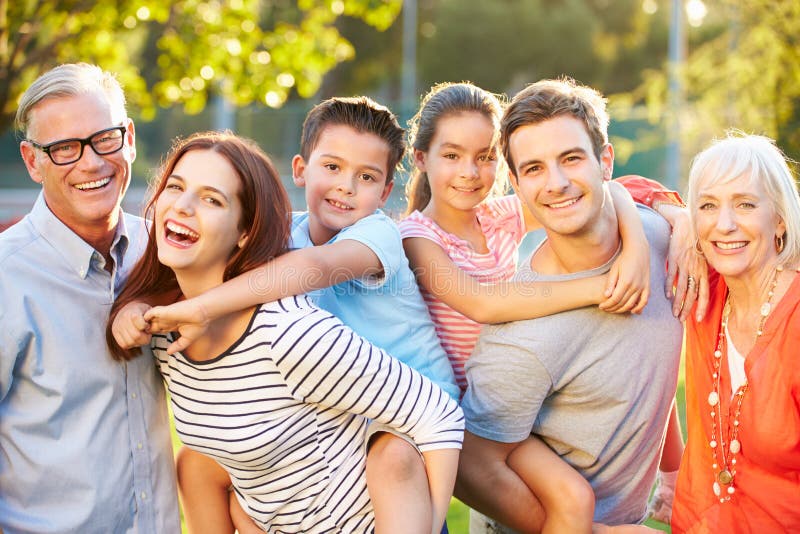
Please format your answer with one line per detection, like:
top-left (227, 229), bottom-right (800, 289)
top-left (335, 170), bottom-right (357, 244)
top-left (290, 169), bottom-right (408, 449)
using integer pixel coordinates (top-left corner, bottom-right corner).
top-left (453, 186), bottom-right (478, 193)
top-left (74, 177), bottom-right (111, 190)
top-left (328, 199), bottom-right (352, 210)
top-left (716, 241), bottom-right (747, 250)
top-left (548, 197), bottom-right (580, 209)
top-left (166, 221), bottom-right (199, 240)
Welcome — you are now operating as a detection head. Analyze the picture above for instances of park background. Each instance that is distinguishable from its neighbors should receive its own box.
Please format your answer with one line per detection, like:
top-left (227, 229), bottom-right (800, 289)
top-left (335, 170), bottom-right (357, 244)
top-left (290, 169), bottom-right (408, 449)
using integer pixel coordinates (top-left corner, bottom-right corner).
top-left (1, 1), bottom-right (798, 532)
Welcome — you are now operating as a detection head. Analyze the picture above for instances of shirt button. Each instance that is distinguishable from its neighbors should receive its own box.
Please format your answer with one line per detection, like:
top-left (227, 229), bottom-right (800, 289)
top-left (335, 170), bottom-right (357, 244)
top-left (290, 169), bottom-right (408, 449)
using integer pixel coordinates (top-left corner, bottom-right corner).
top-left (137, 442), bottom-right (143, 450)
top-left (141, 491), bottom-right (147, 500)
top-left (131, 393), bottom-right (137, 399)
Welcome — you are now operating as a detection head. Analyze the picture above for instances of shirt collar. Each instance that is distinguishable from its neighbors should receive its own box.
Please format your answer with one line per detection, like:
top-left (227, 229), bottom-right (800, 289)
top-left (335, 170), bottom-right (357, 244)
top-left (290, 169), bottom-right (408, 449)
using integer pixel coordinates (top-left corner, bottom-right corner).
top-left (29, 192), bottom-right (130, 279)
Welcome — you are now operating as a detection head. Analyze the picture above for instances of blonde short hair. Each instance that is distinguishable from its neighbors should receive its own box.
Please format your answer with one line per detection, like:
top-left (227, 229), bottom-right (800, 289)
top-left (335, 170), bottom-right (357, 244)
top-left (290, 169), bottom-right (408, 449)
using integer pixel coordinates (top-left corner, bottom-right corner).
top-left (687, 132), bottom-right (800, 266)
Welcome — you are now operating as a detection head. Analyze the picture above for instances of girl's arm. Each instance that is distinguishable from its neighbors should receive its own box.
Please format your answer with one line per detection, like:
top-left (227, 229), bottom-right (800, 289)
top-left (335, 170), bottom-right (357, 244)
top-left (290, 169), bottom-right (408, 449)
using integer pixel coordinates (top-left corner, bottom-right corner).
top-left (402, 236), bottom-right (606, 324)
top-left (601, 181), bottom-right (651, 314)
top-left (142, 239), bottom-right (382, 354)
top-left (401, 181), bottom-right (653, 325)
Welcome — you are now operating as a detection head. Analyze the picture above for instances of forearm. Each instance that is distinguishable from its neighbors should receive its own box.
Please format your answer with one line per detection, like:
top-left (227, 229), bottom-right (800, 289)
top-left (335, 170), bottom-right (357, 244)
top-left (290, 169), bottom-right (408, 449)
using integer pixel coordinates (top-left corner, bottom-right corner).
top-left (609, 181), bottom-right (647, 247)
top-left (422, 448), bottom-right (460, 534)
top-left (652, 202), bottom-right (688, 229)
top-left (190, 244), bottom-right (377, 322)
top-left (431, 272), bottom-right (605, 324)
top-left (488, 277), bottom-right (604, 322)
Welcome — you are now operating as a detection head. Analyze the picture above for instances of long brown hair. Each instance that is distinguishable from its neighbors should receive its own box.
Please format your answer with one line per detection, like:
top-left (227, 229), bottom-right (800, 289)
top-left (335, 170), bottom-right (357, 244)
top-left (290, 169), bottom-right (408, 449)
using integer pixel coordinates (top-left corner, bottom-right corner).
top-left (404, 82), bottom-right (505, 216)
top-left (106, 131), bottom-right (291, 361)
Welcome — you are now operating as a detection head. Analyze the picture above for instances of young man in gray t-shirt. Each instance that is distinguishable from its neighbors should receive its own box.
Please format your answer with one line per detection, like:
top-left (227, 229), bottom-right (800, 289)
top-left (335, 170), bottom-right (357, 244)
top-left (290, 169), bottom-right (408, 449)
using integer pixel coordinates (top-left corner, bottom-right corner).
top-left (456, 79), bottom-right (683, 532)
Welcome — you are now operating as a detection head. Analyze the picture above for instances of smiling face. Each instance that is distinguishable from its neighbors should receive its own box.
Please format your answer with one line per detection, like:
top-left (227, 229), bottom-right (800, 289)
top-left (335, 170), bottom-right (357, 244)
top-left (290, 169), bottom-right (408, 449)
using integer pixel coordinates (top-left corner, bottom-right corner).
top-left (20, 91), bottom-right (135, 243)
top-left (509, 115), bottom-right (613, 238)
top-left (414, 112), bottom-right (498, 215)
top-left (292, 124), bottom-right (393, 244)
top-left (155, 149), bottom-right (247, 293)
top-left (695, 172), bottom-right (785, 281)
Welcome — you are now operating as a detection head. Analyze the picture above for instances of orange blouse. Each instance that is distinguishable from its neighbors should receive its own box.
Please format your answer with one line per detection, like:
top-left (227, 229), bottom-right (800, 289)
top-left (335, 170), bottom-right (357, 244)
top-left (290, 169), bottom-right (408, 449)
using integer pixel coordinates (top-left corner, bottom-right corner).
top-left (672, 270), bottom-right (800, 533)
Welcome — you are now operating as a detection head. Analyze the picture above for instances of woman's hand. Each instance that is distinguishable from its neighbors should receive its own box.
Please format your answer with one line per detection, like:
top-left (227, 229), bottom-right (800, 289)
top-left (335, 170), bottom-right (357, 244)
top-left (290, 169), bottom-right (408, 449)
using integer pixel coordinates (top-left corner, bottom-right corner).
top-left (599, 241), bottom-right (650, 314)
top-left (111, 301), bottom-right (153, 349)
top-left (144, 299), bottom-right (210, 355)
top-left (664, 210), bottom-right (709, 322)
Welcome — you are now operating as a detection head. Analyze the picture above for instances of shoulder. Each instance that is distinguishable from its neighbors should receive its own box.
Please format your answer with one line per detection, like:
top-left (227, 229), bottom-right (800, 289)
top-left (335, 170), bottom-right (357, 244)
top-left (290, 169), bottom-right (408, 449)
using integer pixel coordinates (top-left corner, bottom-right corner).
top-left (121, 211), bottom-right (149, 256)
top-left (477, 195), bottom-right (525, 238)
top-left (482, 195), bottom-right (523, 217)
top-left (336, 210), bottom-right (403, 270)
top-left (338, 210), bottom-right (399, 240)
top-left (256, 295), bottom-right (336, 329)
top-left (637, 204), bottom-right (672, 252)
top-left (0, 215), bottom-right (38, 269)
top-left (398, 210), bottom-right (449, 247)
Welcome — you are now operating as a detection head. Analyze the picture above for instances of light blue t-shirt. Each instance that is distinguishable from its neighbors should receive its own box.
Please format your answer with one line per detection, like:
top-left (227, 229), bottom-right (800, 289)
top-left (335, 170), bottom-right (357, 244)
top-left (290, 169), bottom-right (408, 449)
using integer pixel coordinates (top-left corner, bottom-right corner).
top-left (291, 211), bottom-right (459, 400)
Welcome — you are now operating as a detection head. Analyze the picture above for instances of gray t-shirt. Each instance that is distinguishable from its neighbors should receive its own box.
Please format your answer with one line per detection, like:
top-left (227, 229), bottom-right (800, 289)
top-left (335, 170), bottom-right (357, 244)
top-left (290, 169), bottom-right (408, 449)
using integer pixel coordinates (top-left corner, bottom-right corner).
top-left (462, 205), bottom-right (683, 525)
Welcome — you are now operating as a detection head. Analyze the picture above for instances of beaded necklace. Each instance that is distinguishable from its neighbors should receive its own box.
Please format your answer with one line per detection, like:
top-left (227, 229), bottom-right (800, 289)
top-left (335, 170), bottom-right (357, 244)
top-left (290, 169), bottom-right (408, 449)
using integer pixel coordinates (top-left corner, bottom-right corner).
top-left (707, 265), bottom-right (783, 502)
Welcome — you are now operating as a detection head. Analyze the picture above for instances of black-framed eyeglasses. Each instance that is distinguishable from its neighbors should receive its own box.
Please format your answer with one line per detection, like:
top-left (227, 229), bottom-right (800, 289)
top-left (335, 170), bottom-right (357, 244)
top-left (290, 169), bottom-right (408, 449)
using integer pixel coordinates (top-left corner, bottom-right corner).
top-left (26, 126), bottom-right (127, 166)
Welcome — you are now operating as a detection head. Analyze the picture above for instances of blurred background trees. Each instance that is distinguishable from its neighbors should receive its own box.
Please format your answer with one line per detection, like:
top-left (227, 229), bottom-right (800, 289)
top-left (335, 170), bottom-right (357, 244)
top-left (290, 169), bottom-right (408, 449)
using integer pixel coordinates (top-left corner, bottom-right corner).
top-left (0, 0), bottom-right (401, 132)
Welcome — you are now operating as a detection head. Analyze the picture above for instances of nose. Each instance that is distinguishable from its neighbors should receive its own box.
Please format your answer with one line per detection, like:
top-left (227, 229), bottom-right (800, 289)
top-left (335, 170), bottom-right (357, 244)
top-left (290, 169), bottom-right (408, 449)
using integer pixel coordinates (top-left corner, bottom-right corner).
top-left (336, 175), bottom-right (356, 195)
top-left (74, 142), bottom-right (106, 171)
top-left (461, 159), bottom-right (479, 179)
top-left (545, 166), bottom-right (569, 194)
top-left (173, 191), bottom-right (195, 216)
top-left (715, 204), bottom-right (737, 232)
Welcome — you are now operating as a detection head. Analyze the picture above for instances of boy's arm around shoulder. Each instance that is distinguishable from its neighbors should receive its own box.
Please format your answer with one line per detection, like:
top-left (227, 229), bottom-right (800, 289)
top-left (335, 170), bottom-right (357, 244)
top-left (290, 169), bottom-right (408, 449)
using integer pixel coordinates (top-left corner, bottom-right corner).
top-left (144, 239), bottom-right (383, 354)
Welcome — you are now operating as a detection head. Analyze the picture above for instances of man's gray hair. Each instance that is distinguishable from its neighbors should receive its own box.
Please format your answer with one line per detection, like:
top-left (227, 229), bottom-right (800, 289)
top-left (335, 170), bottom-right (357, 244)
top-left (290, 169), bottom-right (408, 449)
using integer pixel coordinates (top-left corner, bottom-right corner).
top-left (15, 63), bottom-right (127, 137)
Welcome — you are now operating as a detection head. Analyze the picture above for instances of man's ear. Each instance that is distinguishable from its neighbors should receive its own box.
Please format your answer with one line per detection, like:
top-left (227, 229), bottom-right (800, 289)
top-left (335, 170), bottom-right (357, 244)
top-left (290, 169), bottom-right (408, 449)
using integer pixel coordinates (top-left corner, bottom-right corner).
top-left (291, 154), bottom-right (306, 187)
top-left (413, 149), bottom-right (427, 172)
top-left (600, 143), bottom-right (614, 181)
top-left (20, 142), bottom-right (44, 185)
top-left (378, 180), bottom-right (394, 207)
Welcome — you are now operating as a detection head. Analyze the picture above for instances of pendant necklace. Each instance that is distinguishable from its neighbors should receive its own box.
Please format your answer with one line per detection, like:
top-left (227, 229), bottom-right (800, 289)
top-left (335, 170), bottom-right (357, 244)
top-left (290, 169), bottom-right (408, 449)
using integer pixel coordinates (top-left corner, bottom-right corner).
top-left (706, 265), bottom-right (783, 502)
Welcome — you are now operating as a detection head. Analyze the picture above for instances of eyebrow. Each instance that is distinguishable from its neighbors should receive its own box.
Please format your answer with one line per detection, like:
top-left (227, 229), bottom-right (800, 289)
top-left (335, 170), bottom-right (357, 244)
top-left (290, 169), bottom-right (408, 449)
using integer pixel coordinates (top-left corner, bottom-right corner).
top-left (698, 191), bottom-right (759, 201)
top-left (517, 147), bottom-right (588, 170)
top-left (439, 142), bottom-right (494, 153)
top-left (168, 174), bottom-right (232, 202)
top-left (318, 153), bottom-right (386, 177)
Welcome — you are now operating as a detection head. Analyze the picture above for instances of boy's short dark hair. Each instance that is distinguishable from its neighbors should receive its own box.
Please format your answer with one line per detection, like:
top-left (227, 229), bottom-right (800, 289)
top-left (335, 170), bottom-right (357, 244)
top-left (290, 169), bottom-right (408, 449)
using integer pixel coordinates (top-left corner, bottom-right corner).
top-left (300, 96), bottom-right (406, 183)
top-left (501, 78), bottom-right (609, 177)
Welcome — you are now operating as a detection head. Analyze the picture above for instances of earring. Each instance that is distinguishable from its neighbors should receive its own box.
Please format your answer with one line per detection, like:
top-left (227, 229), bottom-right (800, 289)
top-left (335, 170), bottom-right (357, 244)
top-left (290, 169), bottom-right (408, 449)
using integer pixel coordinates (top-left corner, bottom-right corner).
top-left (776, 233), bottom-right (786, 254)
top-left (694, 239), bottom-right (704, 256)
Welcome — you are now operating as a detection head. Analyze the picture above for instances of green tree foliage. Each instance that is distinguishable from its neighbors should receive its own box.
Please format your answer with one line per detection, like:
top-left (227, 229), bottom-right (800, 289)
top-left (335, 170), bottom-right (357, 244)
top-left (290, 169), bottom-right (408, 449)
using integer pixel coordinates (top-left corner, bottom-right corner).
top-left (624, 0), bottom-right (800, 160)
top-left (0, 0), bottom-right (401, 133)
top-left (322, 0), bottom-right (674, 122)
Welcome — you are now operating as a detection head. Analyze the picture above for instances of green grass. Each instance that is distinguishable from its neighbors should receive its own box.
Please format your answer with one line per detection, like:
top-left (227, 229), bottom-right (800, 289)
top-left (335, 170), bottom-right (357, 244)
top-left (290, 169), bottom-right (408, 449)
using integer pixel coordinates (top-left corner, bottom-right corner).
top-left (170, 353), bottom-right (686, 533)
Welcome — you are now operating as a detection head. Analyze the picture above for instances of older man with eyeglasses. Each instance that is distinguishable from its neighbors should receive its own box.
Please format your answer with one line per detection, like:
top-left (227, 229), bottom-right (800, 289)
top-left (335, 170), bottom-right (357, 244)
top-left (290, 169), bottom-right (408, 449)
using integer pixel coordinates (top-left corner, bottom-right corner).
top-left (0, 63), bottom-right (180, 533)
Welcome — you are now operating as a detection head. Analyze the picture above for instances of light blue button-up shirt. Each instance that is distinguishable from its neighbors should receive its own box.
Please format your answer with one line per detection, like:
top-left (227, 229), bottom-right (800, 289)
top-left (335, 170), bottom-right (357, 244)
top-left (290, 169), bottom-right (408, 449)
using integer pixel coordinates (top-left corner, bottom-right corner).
top-left (0, 194), bottom-right (180, 533)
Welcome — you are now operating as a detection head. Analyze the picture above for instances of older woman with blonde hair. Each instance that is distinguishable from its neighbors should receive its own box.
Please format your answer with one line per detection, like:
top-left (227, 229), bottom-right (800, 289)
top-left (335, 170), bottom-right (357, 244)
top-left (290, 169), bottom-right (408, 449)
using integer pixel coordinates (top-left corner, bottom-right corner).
top-left (672, 133), bottom-right (800, 532)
